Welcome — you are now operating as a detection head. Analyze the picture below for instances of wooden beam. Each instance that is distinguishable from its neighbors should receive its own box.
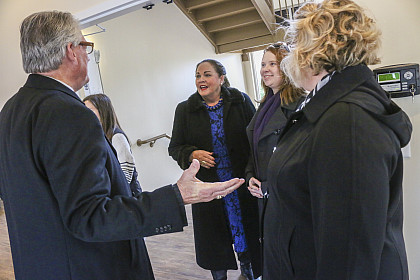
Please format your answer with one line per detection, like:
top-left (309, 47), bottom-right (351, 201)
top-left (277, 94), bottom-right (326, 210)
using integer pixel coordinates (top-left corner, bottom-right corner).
top-left (216, 34), bottom-right (275, 53)
top-left (216, 28), bottom-right (286, 53)
top-left (205, 10), bottom-right (262, 33)
top-left (214, 22), bottom-right (270, 45)
top-left (250, 0), bottom-right (277, 33)
top-left (195, 0), bottom-right (254, 22)
top-left (184, 0), bottom-right (228, 11)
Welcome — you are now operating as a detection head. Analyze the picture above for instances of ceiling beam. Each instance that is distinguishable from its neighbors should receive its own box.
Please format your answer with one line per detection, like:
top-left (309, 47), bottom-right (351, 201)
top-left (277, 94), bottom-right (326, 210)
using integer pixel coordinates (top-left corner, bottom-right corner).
top-left (195, 0), bottom-right (254, 22)
top-left (217, 34), bottom-right (274, 53)
top-left (250, 0), bottom-right (276, 33)
top-left (214, 22), bottom-right (270, 45)
top-left (205, 10), bottom-right (262, 33)
top-left (185, 0), bottom-right (228, 11)
top-left (216, 28), bottom-right (286, 53)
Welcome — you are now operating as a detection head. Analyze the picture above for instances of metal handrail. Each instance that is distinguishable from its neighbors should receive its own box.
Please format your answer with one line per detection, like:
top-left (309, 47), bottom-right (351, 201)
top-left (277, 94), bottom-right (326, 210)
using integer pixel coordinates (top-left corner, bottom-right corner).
top-left (136, 133), bottom-right (171, 147)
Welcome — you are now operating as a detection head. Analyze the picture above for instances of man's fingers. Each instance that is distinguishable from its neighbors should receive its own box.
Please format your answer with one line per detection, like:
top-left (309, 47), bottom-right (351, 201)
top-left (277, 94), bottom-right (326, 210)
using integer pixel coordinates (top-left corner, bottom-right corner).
top-left (178, 159), bottom-right (200, 186)
top-left (187, 159), bottom-right (200, 174)
top-left (212, 178), bottom-right (244, 197)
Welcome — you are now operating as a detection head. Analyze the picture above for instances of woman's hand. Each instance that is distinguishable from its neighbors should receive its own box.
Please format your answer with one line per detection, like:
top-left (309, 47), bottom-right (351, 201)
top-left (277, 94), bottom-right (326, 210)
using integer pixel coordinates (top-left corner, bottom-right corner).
top-left (190, 150), bottom-right (215, 169)
top-left (248, 177), bottom-right (263, 198)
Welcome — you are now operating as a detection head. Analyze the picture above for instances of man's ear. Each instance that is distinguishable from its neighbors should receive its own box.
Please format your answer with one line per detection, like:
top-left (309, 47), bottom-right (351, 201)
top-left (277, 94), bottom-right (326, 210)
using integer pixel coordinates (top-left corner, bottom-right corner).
top-left (66, 43), bottom-right (77, 63)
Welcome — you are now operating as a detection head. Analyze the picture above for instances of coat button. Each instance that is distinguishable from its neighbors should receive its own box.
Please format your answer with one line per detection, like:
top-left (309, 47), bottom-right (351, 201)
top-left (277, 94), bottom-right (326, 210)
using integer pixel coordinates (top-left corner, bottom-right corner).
top-left (155, 228), bottom-right (159, 233)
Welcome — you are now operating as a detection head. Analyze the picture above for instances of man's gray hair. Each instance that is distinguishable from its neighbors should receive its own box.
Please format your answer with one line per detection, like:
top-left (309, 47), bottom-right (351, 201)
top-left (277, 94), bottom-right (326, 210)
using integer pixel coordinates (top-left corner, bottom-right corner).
top-left (20, 11), bottom-right (82, 74)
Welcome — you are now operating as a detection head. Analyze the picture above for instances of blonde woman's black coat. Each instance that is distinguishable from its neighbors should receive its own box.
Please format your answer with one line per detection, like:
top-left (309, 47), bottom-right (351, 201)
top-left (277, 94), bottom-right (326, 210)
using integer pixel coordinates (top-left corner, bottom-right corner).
top-left (263, 65), bottom-right (412, 280)
top-left (168, 87), bottom-right (261, 276)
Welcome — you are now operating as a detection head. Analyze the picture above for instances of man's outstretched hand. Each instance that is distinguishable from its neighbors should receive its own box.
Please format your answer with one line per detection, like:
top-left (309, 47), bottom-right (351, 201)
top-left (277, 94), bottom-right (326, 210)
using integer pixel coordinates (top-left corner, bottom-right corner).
top-left (177, 159), bottom-right (244, 205)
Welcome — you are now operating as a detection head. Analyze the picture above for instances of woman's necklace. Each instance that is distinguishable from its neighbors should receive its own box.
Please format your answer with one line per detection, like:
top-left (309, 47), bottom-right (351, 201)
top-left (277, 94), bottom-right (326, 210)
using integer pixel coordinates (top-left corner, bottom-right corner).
top-left (203, 97), bottom-right (223, 111)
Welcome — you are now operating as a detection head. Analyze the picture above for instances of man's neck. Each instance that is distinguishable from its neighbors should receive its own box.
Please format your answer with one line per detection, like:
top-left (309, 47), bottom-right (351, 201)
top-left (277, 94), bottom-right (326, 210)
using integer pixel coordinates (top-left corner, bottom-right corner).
top-left (37, 72), bottom-right (76, 93)
top-left (37, 68), bottom-right (76, 92)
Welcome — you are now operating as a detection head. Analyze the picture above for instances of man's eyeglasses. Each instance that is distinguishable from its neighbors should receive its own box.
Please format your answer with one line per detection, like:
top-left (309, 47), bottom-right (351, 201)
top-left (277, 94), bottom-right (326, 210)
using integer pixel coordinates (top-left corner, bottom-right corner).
top-left (271, 42), bottom-right (290, 52)
top-left (79, 41), bottom-right (94, 54)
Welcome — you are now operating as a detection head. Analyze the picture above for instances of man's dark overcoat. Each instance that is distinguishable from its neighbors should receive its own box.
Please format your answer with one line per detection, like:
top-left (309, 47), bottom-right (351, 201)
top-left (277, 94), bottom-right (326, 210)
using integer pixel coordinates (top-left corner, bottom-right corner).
top-left (0, 74), bottom-right (188, 280)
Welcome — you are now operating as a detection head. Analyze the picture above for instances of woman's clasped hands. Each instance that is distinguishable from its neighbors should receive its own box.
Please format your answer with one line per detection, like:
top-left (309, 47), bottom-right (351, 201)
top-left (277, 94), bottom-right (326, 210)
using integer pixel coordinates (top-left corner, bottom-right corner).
top-left (190, 150), bottom-right (216, 169)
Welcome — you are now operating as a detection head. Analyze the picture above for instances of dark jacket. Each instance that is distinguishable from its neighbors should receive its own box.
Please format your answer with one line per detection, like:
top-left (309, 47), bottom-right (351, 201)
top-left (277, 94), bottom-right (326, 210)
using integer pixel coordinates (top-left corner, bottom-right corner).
top-left (168, 87), bottom-right (261, 276)
top-left (245, 90), bottom-right (302, 245)
top-left (245, 90), bottom-right (302, 192)
top-left (263, 65), bottom-right (412, 279)
top-left (0, 74), bottom-right (188, 280)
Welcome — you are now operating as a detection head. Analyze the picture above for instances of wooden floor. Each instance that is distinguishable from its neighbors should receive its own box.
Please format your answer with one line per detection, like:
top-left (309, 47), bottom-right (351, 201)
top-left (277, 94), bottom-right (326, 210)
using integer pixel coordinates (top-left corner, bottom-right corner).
top-left (0, 202), bottom-right (245, 280)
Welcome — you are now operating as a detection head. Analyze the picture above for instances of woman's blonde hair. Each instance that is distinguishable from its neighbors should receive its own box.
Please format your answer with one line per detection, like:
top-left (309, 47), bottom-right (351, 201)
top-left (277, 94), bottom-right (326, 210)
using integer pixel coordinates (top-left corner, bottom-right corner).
top-left (281, 0), bottom-right (382, 87)
top-left (260, 43), bottom-right (305, 105)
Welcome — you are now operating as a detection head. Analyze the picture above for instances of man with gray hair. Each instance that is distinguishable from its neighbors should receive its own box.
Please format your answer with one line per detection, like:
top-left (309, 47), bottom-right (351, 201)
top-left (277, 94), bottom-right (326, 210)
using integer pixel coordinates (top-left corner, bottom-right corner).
top-left (0, 11), bottom-right (243, 280)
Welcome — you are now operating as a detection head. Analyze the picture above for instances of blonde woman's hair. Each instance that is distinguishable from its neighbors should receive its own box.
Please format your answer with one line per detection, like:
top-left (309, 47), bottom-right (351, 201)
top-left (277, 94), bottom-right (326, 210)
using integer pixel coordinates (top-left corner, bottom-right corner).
top-left (280, 0), bottom-right (382, 87)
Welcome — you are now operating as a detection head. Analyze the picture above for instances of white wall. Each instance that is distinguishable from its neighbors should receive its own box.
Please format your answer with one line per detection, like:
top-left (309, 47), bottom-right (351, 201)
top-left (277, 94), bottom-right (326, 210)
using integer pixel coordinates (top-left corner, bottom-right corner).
top-left (81, 2), bottom-right (247, 190)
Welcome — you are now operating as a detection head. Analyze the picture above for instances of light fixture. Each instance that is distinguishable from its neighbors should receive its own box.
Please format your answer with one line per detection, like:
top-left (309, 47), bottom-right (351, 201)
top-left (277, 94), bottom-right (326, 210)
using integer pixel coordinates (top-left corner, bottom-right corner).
top-left (142, 3), bottom-right (154, 10)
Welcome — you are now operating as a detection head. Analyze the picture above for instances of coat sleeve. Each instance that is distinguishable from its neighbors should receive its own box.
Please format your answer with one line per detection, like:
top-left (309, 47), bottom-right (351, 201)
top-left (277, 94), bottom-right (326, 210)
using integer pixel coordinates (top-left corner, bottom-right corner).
top-left (244, 153), bottom-right (255, 185)
top-left (168, 102), bottom-right (198, 170)
top-left (39, 99), bottom-right (187, 242)
top-left (308, 102), bottom-right (399, 279)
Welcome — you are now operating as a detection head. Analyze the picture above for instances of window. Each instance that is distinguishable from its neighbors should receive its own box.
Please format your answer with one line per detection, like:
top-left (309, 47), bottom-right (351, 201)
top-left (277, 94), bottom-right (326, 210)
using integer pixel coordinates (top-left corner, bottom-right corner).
top-left (250, 49), bottom-right (265, 103)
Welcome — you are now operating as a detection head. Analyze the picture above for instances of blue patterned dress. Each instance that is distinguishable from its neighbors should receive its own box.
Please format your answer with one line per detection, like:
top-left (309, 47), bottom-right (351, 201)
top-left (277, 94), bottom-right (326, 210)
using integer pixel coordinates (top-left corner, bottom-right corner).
top-left (204, 98), bottom-right (248, 253)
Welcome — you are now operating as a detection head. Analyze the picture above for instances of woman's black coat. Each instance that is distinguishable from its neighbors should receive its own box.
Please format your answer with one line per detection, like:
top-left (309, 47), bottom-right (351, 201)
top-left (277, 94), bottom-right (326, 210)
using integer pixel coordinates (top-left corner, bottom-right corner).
top-left (245, 91), bottom-right (302, 185)
top-left (168, 86), bottom-right (261, 276)
top-left (245, 91), bottom-right (302, 228)
top-left (263, 65), bottom-right (412, 279)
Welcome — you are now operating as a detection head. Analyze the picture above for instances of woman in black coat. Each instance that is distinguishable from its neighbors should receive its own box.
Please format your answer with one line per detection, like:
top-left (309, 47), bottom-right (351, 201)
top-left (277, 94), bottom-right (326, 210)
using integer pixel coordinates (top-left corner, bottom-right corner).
top-left (263, 0), bottom-right (412, 279)
top-left (246, 42), bottom-right (305, 220)
top-left (168, 59), bottom-right (260, 280)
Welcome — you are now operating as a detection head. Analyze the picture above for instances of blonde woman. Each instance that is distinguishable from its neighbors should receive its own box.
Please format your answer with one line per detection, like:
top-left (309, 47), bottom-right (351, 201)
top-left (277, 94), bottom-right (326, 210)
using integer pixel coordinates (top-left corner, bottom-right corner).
top-left (263, 0), bottom-right (412, 279)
